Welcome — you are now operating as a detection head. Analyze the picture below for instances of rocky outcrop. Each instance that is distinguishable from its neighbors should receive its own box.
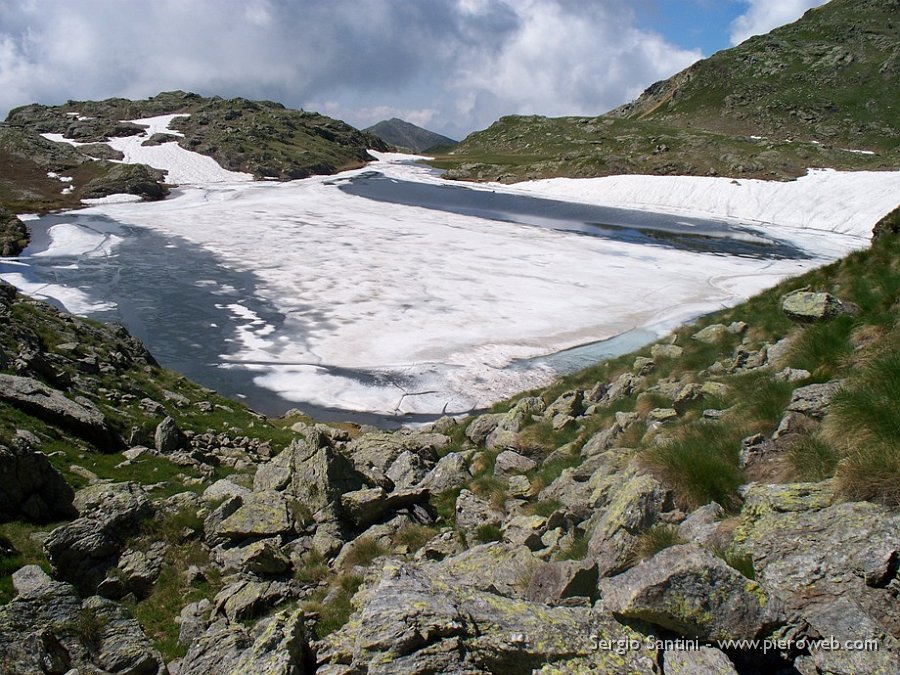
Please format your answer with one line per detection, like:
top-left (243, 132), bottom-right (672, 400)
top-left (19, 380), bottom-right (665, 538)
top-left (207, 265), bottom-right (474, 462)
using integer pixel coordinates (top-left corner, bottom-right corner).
top-left (0, 374), bottom-right (122, 449)
top-left (0, 566), bottom-right (165, 675)
top-left (316, 559), bottom-right (659, 673)
top-left (0, 442), bottom-right (77, 522)
top-left (600, 544), bottom-right (782, 641)
top-left (82, 162), bottom-right (169, 200)
top-left (44, 482), bottom-right (153, 594)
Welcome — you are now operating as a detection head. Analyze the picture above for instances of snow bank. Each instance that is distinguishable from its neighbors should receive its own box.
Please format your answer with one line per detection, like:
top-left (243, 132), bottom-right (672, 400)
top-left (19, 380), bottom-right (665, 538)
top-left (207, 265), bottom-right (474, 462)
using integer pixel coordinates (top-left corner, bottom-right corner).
top-left (505, 169), bottom-right (900, 239)
top-left (32, 223), bottom-right (121, 258)
top-left (0, 272), bottom-right (115, 313)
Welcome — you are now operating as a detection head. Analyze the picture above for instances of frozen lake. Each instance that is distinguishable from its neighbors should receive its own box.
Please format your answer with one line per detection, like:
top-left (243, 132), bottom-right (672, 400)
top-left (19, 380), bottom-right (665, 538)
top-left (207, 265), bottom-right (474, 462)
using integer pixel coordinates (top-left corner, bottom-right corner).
top-left (2, 151), bottom-right (888, 424)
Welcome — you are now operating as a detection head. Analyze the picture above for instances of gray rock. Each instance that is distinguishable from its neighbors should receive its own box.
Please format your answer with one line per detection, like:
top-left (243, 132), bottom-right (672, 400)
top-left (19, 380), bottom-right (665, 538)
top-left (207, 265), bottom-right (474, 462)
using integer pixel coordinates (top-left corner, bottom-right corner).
top-left (0, 442), bottom-right (77, 522)
top-left (588, 474), bottom-right (668, 577)
top-left (154, 415), bottom-right (187, 453)
top-left (494, 450), bottom-right (538, 477)
top-left (465, 413), bottom-right (504, 445)
top-left (0, 575), bottom-right (165, 675)
top-left (231, 608), bottom-right (309, 675)
top-left (419, 452), bottom-right (471, 493)
top-left (600, 544), bottom-right (781, 640)
top-left (739, 433), bottom-right (776, 468)
top-left (178, 599), bottom-right (212, 647)
top-left (502, 514), bottom-right (546, 550)
top-left (652, 343), bottom-right (684, 359)
top-left (454, 489), bottom-right (503, 531)
top-left (526, 560), bottom-right (599, 604)
top-left (385, 450), bottom-right (429, 490)
top-left (45, 482), bottom-right (153, 595)
top-left (340, 486), bottom-right (429, 530)
top-left (212, 578), bottom-right (296, 623)
top-left (486, 397), bottom-right (545, 450)
top-left (218, 538), bottom-right (291, 576)
top-left (11, 564), bottom-right (54, 597)
top-left (692, 323), bottom-right (729, 343)
top-left (786, 380), bottom-right (844, 419)
top-left (664, 646), bottom-right (738, 674)
top-left (678, 503), bottom-right (724, 546)
top-left (633, 356), bottom-right (656, 375)
top-left (775, 367), bottom-right (811, 382)
top-left (202, 478), bottom-right (251, 503)
top-left (179, 621), bottom-right (253, 675)
top-left (316, 560), bottom-right (659, 673)
top-left (0, 374), bottom-right (121, 448)
top-left (648, 407), bottom-right (678, 422)
top-left (346, 431), bottom-right (443, 485)
top-left (113, 543), bottom-right (165, 598)
top-left (782, 290), bottom-right (860, 322)
top-left (436, 542), bottom-right (539, 598)
top-left (544, 390), bottom-right (583, 419)
top-left (215, 490), bottom-right (299, 539)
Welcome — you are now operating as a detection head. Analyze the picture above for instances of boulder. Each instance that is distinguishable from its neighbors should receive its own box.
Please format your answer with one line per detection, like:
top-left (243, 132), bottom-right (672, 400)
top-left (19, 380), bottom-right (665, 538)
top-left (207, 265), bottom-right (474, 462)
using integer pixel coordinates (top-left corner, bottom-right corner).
top-left (0, 574), bottom-right (165, 675)
top-left (736, 482), bottom-right (900, 647)
top-left (664, 646), bottom-right (738, 674)
top-left (0, 374), bottom-right (122, 448)
top-left (786, 380), bottom-right (844, 419)
top-left (678, 503), bottom-right (725, 547)
top-left (0, 442), bottom-right (77, 522)
top-left (493, 450), bottom-right (537, 477)
top-left (633, 356), bottom-right (656, 375)
top-left (652, 343), bottom-right (684, 359)
top-left (231, 608), bottom-right (310, 675)
top-left (588, 474), bottom-right (669, 577)
top-left (600, 544), bottom-right (781, 641)
top-left (202, 478), bottom-right (251, 503)
top-left (782, 290), bottom-right (860, 322)
top-left (316, 560), bottom-right (659, 673)
top-left (435, 542), bottom-right (539, 598)
top-left (526, 560), bottom-right (599, 604)
top-left (215, 490), bottom-right (299, 539)
top-left (340, 486), bottom-right (429, 530)
top-left (465, 413), bottom-right (504, 445)
top-left (346, 431), bottom-right (443, 485)
top-left (212, 578), bottom-right (297, 623)
top-left (178, 621), bottom-right (253, 675)
top-left (154, 415), bottom-right (187, 453)
top-left (486, 397), bottom-right (545, 450)
top-left (215, 538), bottom-right (291, 576)
top-left (385, 450), bottom-right (430, 490)
top-left (419, 452), bottom-right (471, 493)
top-left (544, 390), bottom-right (584, 419)
top-left (692, 323), bottom-right (729, 343)
top-left (454, 489), bottom-right (503, 532)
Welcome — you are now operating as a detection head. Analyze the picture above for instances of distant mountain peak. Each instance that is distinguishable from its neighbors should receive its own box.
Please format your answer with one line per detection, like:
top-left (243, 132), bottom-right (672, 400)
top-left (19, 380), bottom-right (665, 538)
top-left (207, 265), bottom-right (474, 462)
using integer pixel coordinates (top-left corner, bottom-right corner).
top-left (364, 118), bottom-right (457, 154)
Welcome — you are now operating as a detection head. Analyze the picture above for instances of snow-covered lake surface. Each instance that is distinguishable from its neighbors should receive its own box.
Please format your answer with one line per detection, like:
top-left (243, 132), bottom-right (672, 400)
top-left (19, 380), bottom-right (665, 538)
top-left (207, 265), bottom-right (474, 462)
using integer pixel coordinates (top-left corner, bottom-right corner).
top-left (6, 117), bottom-right (900, 423)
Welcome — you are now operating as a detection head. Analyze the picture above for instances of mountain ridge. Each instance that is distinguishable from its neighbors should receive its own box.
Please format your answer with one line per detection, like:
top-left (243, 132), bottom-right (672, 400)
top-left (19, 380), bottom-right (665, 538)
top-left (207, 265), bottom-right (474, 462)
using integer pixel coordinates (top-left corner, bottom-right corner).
top-left (364, 118), bottom-right (457, 153)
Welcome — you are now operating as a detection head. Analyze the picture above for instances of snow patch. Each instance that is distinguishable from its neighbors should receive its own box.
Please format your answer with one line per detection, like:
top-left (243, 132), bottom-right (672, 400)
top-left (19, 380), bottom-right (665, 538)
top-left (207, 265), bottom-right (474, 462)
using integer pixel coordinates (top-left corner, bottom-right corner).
top-left (0, 272), bottom-right (115, 313)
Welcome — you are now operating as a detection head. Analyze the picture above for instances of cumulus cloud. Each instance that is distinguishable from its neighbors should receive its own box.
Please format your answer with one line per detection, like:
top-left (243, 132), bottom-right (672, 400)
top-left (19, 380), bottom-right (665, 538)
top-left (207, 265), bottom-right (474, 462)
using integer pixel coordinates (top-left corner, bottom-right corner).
top-left (729, 0), bottom-right (829, 46)
top-left (0, 0), bottom-right (701, 138)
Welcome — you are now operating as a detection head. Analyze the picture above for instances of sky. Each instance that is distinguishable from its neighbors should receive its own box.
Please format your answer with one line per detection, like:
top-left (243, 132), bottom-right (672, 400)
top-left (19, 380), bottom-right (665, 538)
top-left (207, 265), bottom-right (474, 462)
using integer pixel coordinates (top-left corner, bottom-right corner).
top-left (0, 0), bottom-right (829, 139)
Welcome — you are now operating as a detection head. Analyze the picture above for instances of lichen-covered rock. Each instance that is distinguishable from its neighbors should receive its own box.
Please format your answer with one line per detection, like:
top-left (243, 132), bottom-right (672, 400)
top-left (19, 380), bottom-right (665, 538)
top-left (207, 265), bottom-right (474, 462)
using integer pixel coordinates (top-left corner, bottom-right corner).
top-left (179, 621), bottom-right (253, 675)
top-left (215, 490), bottom-right (299, 539)
top-left (0, 442), bottom-right (77, 522)
top-left (526, 560), bottom-right (599, 604)
top-left (486, 397), bottom-right (545, 450)
top-left (786, 380), bottom-right (844, 419)
top-left (231, 608), bottom-right (310, 674)
top-left (0, 572), bottom-right (165, 675)
top-left (782, 290), bottom-right (859, 322)
top-left (316, 560), bottom-right (659, 673)
top-left (215, 537), bottom-right (291, 575)
top-left (735, 482), bottom-right (900, 655)
top-left (419, 452), bottom-right (471, 493)
top-left (663, 646), bottom-right (738, 674)
top-left (346, 431), bottom-right (443, 485)
top-left (494, 449), bottom-right (538, 477)
top-left (385, 450), bottom-right (430, 490)
top-left (465, 413), bottom-right (504, 445)
top-left (45, 482), bottom-right (153, 594)
top-left (600, 544), bottom-right (782, 641)
top-left (652, 343), bottom-right (684, 359)
top-left (454, 489), bottom-right (503, 531)
top-left (544, 390), bottom-right (584, 419)
top-left (212, 578), bottom-right (297, 623)
top-left (678, 502), bottom-right (725, 547)
top-left (692, 323), bottom-right (729, 343)
top-left (436, 542), bottom-right (538, 598)
top-left (588, 474), bottom-right (669, 577)
top-left (340, 486), bottom-right (429, 530)
top-left (154, 415), bottom-right (187, 453)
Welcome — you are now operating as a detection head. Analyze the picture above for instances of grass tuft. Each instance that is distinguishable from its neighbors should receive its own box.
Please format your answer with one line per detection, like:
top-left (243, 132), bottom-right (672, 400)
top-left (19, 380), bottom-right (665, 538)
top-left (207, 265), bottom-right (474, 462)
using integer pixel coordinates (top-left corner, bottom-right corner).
top-left (632, 525), bottom-right (685, 563)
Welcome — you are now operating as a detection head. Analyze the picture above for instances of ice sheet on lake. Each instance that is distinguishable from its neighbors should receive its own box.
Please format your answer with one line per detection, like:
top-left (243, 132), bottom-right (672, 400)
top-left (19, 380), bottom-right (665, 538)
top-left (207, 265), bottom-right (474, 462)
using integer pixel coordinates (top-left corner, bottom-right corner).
top-left (68, 154), bottom-right (897, 416)
top-left (0, 272), bottom-right (116, 313)
top-left (32, 223), bottom-right (121, 258)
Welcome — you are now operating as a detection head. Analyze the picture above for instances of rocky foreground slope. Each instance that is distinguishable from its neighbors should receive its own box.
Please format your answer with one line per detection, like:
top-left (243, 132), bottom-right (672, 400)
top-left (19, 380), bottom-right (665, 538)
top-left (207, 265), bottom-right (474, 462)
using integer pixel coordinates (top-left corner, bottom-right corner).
top-left (0, 201), bottom-right (898, 673)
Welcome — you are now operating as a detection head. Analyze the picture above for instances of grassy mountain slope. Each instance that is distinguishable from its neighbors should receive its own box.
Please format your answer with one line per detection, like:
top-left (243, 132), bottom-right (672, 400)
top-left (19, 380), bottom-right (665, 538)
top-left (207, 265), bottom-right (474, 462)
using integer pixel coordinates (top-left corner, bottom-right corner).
top-left (611, 0), bottom-right (899, 149)
top-left (365, 118), bottom-right (457, 153)
top-left (436, 0), bottom-right (900, 182)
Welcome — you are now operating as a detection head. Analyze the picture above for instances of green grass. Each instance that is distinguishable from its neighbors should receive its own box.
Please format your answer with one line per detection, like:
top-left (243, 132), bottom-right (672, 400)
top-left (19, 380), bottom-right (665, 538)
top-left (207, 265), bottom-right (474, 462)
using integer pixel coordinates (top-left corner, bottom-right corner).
top-left (393, 525), bottom-right (438, 553)
top-left (785, 436), bottom-right (840, 482)
top-left (524, 498), bottom-right (562, 518)
top-left (0, 521), bottom-right (57, 604)
top-left (474, 523), bottom-right (503, 543)
top-left (294, 549), bottom-right (329, 585)
top-left (726, 371), bottom-right (795, 434)
top-left (305, 573), bottom-right (364, 638)
top-left (558, 532), bottom-right (589, 561)
top-left (788, 316), bottom-right (856, 379)
top-left (643, 422), bottom-right (745, 511)
top-left (830, 346), bottom-right (900, 506)
top-left (341, 537), bottom-right (387, 569)
top-left (632, 525), bottom-right (685, 564)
